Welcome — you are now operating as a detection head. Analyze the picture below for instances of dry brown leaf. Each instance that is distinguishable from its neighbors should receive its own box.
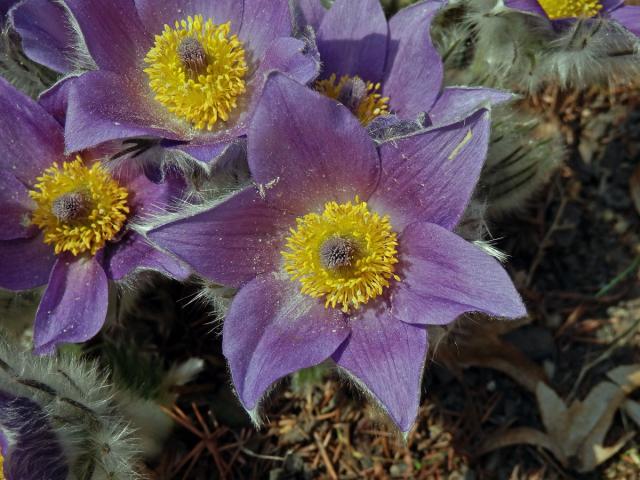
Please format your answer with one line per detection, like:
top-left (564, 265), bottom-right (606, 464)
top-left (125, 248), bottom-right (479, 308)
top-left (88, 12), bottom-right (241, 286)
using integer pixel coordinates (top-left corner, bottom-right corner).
top-left (606, 364), bottom-right (640, 394)
top-left (476, 427), bottom-right (560, 459)
top-left (481, 372), bottom-right (640, 472)
top-left (630, 162), bottom-right (640, 216)
top-left (622, 399), bottom-right (640, 428)
top-left (536, 382), bottom-right (568, 444)
top-left (433, 317), bottom-right (547, 393)
top-left (575, 383), bottom-right (628, 472)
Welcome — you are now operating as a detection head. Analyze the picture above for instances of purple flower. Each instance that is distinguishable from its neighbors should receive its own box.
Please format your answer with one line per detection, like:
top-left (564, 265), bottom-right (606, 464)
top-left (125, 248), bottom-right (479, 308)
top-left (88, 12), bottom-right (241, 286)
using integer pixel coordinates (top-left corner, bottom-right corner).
top-left (505, 0), bottom-right (640, 36)
top-left (296, 0), bottom-right (512, 128)
top-left (0, 77), bottom-right (190, 354)
top-left (13, 0), bottom-right (319, 163)
top-left (148, 73), bottom-right (527, 432)
top-left (0, 391), bottom-right (68, 480)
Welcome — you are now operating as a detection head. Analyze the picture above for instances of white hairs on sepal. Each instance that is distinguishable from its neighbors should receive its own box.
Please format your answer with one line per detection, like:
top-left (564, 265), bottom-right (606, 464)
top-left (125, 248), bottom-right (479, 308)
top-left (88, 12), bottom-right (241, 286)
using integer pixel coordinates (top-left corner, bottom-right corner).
top-left (480, 107), bottom-right (564, 216)
top-left (453, 0), bottom-right (640, 91)
top-left (0, 333), bottom-right (145, 479)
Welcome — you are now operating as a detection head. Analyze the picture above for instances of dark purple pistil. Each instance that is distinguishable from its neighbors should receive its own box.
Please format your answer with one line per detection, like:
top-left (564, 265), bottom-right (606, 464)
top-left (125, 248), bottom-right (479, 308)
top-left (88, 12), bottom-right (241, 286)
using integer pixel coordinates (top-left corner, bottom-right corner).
top-left (320, 236), bottom-right (358, 269)
top-left (51, 192), bottom-right (86, 222)
top-left (178, 37), bottom-right (208, 74)
top-left (337, 77), bottom-right (367, 111)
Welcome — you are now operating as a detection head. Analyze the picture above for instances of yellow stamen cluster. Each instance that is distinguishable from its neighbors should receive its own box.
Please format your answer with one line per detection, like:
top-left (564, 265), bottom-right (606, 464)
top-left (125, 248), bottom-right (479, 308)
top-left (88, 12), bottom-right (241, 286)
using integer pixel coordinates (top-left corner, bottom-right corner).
top-left (282, 198), bottom-right (400, 312)
top-left (144, 15), bottom-right (248, 130)
top-left (315, 74), bottom-right (390, 126)
top-left (29, 157), bottom-right (129, 256)
top-left (537, 0), bottom-right (602, 19)
top-left (0, 450), bottom-right (4, 480)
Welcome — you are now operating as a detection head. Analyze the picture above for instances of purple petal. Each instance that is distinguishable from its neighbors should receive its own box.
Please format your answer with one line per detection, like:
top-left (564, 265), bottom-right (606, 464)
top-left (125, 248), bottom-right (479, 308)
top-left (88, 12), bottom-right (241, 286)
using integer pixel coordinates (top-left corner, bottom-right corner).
top-left (134, 0), bottom-right (243, 37)
top-left (316, 0), bottom-right (388, 81)
top-left (392, 222), bottom-right (527, 325)
top-left (609, 6), bottom-right (640, 36)
top-left (602, 0), bottom-right (625, 11)
top-left (248, 73), bottom-right (380, 214)
top-left (175, 142), bottom-right (229, 164)
top-left (33, 255), bottom-right (109, 354)
top-left (0, 234), bottom-right (55, 290)
top-left (0, 393), bottom-right (69, 480)
top-left (10, 0), bottom-right (74, 74)
top-left (134, 0), bottom-right (244, 35)
top-left (105, 232), bottom-right (191, 280)
top-left (383, 1), bottom-right (443, 119)
top-left (223, 274), bottom-right (349, 410)
top-left (239, 0), bottom-right (292, 61)
top-left (295, 0), bottom-right (327, 32)
top-left (0, 77), bottom-right (63, 185)
top-left (370, 110), bottom-right (490, 231)
top-left (149, 187), bottom-right (294, 288)
top-left (428, 87), bottom-right (513, 128)
top-left (63, 0), bottom-right (151, 72)
top-left (38, 77), bottom-right (72, 126)
top-left (64, 70), bottom-right (186, 153)
top-left (0, 174), bottom-right (35, 240)
top-left (250, 36), bottom-right (320, 87)
top-left (503, 0), bottom-right (546, 16)
top-left (333, 309), bottom-right (427, 433)
top-left (120, 170), bottom-right (185, 218)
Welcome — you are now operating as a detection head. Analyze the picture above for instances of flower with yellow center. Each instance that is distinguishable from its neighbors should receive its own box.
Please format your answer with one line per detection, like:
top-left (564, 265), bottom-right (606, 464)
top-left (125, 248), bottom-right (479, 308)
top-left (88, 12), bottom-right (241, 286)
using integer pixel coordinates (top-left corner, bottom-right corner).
top-left (315, 74), bottom-right (390, 126)
top-left (28, 157), bottom-right (129, 256)
top-left (144, 15), bottom-right (248, 131)
top-left (537, 0), bottom-right (602, 19)
top-left (282, 198), bottom-right (400, 312)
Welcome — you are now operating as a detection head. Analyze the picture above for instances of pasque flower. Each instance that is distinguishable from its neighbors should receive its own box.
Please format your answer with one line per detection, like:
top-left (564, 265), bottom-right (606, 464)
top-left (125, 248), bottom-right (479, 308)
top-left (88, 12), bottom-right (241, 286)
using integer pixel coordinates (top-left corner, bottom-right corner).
top-left (0, 78), bottom-right (190, 354)
top-left (296, 0), bottom-right (512, 128)
top-left (0, 392), bottom-right (68, 480)
top-left (505, 0), bottom-right (640, 36)
top-left (148, 74), bottom-right (527, 432)
top-left (12, 0), bottom-right (319, 162)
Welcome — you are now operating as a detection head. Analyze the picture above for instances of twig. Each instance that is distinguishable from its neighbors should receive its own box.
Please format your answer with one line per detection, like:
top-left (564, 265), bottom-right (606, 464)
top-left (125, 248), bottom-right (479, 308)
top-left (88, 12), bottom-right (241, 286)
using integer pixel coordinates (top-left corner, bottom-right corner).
top-left (568, 316), bottom-right (640, 401)
top-left (526, 193), bottom-right (569, 287)
top-left (595, 255), bottom-right (640, 298)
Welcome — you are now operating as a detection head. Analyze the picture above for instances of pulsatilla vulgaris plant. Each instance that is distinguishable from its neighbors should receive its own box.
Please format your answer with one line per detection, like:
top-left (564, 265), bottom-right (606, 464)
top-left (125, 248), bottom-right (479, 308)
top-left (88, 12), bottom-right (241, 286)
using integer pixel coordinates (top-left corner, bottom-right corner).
top-left (456, 0), bottom-right (640, 89)
top-left (9, 0), bottom-right (319, 162)
top-left (0, 335), bottom-right (144, 479)
top-left (148, 73), bottom-right (527, 433)
top-left (0, 78), bottom-right (190, 354)
top-left (296, 0), bottom-right (512, 129)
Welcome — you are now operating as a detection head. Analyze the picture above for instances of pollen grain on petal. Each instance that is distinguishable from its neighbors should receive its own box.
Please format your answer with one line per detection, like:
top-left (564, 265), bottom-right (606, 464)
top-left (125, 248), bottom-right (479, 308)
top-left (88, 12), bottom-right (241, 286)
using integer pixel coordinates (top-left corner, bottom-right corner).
top-left (28, 157), bottom-right (130, 256)
top-left (144, 14), bottom-right (248, 131)
top-left (282, 198), bottom-right (400, 313)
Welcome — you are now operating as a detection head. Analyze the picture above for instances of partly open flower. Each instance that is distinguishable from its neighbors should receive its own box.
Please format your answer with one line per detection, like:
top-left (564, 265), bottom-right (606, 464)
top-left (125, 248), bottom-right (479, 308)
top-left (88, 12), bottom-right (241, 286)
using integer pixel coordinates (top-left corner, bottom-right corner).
top-left (505, 0), bottom-right (640, 36)
top-left (148, 74), bottom-right (527, 433)
top-left (0, 392), bottom-right (68, 480)
top-left (0, 78), bottom-right (190, 354)
top-left (12, 0), bottom-right (319, 163)
top-left (296, 0), bottom-right (512, 128)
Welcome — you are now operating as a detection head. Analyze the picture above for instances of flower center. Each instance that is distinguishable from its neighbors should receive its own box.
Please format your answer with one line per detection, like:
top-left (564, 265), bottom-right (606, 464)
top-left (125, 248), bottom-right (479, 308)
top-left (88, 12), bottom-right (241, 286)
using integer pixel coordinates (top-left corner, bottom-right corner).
top-left (315, 74), bottom-right (390, 126)
top-left (28, 157), bottom-right (130, 256)
top-left (144, 15), bottom-right (248, 131)
top-left (537, 0), bottom-right (602, 19)
top-left (282, 198), bottom-right (400, 312)
top-left (0, 448), bottom-right (4, 480)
